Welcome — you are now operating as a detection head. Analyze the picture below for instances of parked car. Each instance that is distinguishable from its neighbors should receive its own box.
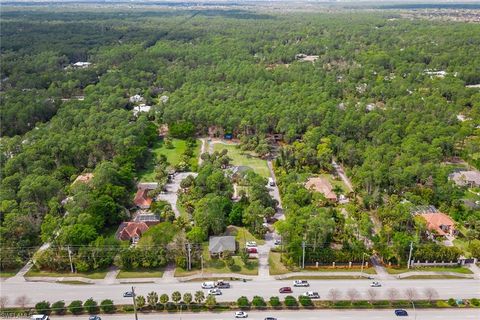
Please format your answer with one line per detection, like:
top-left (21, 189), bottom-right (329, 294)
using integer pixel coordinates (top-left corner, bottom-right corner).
top-left (268, 177), bottom-right (275, 186)
top-left (303, 291), bottom-right (320, 299)
top-left (274, 239), bottom-right (281, 245)
top-left (217, 280), bottom-right (231, 288)
top-left (370, 281), bottom-right (381, 287)
top-left (394, 309), bottom-right (408, 316)
top-left (123, 291), bottom-right (134, 298)
top-left (246, 241), bottom-right (257, 248)
top-left (247, 247), bottom-right (258, 254)
top-left (264, 317), bottom-right (277, 320)
top-left (208, 288), bottom-right (222, 295)
top-left (89, 316), bottom-right (101, 320)
top-left (31, 315), bottom-right (49, 320)
top-left (279, 286), bottom-right (292, 293)
top-left (202, 281), bottom-right (216, 289)
top-left (235, 311), bottom-right (248, 318)
top-left (293, 280), bottom-right (309, 287)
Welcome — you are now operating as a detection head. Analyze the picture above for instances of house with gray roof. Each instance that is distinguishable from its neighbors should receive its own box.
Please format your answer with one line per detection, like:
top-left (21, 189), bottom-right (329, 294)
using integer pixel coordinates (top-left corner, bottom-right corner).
top-left (208, 236), bottom-right (236, 257)
top-left (449, 170), bottom-right (480, 188)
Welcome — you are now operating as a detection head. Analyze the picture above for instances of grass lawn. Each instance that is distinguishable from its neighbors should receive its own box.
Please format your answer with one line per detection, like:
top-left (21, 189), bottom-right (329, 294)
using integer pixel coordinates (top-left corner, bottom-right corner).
top-left (401, 275), bottom-right (468, 280)
top-left (224, 226), bottom-right (265, 248)
top-left (25, 268), bottom-right (108, 279)
top-left (57, 280), bottom-right (93, 285)
top-left (117, 269), bottom-right (164, 279)
top-left (453, 238), bottom-right (472, 257)
top-left (0, 270), bottom-right (18, 278)
top-left (138, 138), bottom-right (200, 182)
top-left (269, 252), bottom-right (291, 275)
top-left (213, 143), bottom-right (270, 178)
top-left (386, 266), bottom-right (473, 274)
top-left (284, 275), bottom-right (364, 280)
top-left (318, 173), bottom-right (349, 193)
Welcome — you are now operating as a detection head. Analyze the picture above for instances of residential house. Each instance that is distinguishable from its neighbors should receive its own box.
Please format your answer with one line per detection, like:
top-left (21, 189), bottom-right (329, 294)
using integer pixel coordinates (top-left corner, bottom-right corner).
top-left (305, 177), bottom-right (337, 202)
top-left (132, 104), bottom-right (152, 116)
top-left (419, 212), bottom-right (457, 238)
top-left (134, 213), bottom-right (160, 223)
top-left (134, 183), bottom-right (158, 209)
top-left (116, 221), bottom-right (152, 243)
top-left (209, 236), bottom-right (236, 257)
top-left (72, 173), bottom-right (94, 185)
top-left (129, 94), bottom-right (144, 103)
top-left (449, 170), bottom-right (480, 188)
top-left (72, 62), bottom-right (91, 68)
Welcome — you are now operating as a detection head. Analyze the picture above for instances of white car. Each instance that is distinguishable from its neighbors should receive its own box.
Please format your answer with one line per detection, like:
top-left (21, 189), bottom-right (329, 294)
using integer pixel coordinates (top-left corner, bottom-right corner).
top-left (235, 311), bottom-right (248, 318)
top-left (293, 280), bottom-right (309, 287)
top-left (246, 241), bottom-right (257, 248)
top-left (201, 281), bottom-right (216, 289)
top-left (208, 288), bottom-right (222, 295)
top-left (370, 281), bottom-right (381, 287)
top-left (303, 291), bottom-right (320, 299)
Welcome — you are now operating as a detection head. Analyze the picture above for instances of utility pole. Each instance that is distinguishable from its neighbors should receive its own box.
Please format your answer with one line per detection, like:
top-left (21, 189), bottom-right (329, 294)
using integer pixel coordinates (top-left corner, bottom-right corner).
top-left (187, 243), bottom-right (192, 271)
top-left (361, 252), bottom-right (366, 274)
top-left (132, 286), bottom-right (138, 320)
top-left (301, 241), bottom-right (306, 269)
top-left (201, 255), bottom-right (204, 275)
top-left (67, 246), bottom-right (74, 273)
top-left (407, 241), bottom-right (413, 269)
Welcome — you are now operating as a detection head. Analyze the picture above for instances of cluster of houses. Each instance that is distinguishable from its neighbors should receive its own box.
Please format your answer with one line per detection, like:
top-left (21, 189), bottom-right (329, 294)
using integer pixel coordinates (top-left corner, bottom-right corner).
top-left (116, 182), bottom-right (160, 244)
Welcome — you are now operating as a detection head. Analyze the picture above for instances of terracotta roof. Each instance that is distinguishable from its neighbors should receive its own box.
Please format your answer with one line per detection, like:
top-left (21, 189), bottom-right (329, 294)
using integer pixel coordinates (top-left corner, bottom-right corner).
top-left (73, 173), bottom-right (94, 184)
top-left (305, 177), bottom-right (337, 201)
top-left (134, 188), bottom-right (153, 209)
top-left (116, 222), bottom-right (150, 241)
top-left (420, 212), bottom-right (455, 236)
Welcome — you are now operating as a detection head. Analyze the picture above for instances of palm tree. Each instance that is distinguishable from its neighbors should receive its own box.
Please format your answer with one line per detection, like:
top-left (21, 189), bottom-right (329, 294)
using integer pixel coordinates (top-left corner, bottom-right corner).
top-left (159, 294), bottom-right (169, 305)
top-left (135, 295), bottom-right (145, 310)
top-left (171, 291), bottom-right (182, 305)
top-left (194, 291), bottom-right (205, 304)
top-left (205, 295), bottom-right (216, 309)
top-left (147, 292), bottom-right (158, 309)
top-left (183, 293), bottom-right (193, 305)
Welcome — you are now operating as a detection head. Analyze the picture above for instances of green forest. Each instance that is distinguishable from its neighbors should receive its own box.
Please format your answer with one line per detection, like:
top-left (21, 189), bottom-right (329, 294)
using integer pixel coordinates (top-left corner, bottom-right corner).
top-left (1, 8), bottom-right (480, 273)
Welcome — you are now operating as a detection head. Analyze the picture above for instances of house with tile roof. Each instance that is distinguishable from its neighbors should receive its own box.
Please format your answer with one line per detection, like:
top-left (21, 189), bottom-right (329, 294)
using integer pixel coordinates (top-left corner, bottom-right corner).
top-left (419, 212), bottom-right (456, 238)
top-left (305, 177), bottom-right (337, 202)
top-left (116, 221), bottom-right (152, 243)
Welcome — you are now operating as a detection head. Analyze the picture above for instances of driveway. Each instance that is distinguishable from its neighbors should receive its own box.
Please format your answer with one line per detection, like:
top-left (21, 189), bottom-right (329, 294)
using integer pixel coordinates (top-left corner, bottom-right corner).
top-left (157, 172), bottom-right (197, 217)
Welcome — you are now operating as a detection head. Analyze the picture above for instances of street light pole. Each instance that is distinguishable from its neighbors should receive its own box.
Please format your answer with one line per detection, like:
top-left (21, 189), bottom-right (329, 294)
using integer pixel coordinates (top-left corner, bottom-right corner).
top-left (132, 286), bottom-right (138, 320)
top-left (411, 300), bottom-right (417, 320)
top-left (301, 241), bottom-right (306, 269)
top-left (407, 241), bottom-right (413, 269)
top-left (361, 252), bottom-right (366, 274)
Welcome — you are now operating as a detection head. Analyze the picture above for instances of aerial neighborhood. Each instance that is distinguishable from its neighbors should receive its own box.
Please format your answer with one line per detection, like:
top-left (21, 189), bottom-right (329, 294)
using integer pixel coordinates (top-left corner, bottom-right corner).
top-left (1, 2), bottom-right (480, 319)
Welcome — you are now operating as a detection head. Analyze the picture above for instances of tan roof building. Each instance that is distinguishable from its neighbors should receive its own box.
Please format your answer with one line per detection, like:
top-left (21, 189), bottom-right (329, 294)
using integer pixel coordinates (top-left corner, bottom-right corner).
top-left (419, 212), bottom-right (456, 237)
top-left (305, 177), bottom-right (337, 201)
top-left (73, 173), bottom-right (94, 185)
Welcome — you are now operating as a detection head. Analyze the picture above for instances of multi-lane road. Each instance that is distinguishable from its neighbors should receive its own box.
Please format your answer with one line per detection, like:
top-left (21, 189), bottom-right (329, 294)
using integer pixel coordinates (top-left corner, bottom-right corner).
top-left (55, 309), bottom-right (480, 320)
top-left (2, 278), bottom-right (479, 307)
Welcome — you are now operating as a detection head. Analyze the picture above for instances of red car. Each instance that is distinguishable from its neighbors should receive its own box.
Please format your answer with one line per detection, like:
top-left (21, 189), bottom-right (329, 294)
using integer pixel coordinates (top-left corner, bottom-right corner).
top-left (247, 247), bottom-right (258, 254)
top-left (279, 287), bottom-right (292, 293)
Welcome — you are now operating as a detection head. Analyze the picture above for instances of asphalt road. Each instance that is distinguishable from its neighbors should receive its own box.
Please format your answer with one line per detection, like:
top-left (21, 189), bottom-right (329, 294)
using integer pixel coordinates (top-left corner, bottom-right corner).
top-left (55, 309), bottom-right (480, 320)
top-left (2, 279), bottom-right (479, 307)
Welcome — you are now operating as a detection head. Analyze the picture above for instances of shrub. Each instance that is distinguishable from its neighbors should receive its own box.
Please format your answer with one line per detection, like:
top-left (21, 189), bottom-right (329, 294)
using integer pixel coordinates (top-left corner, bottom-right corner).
top-left (237, 296), bottom-right (250, 309)
top-left (352, 300), bottom-right (371, 308)
top-left (392, 300), bottom-right (410, 308)
top-left (284, 295), bottom-right (298, 307)
top-left (470, 298), bottom-right (479, 306)
top-left (334, 301), bottom-right (351, 308)
top-left (100, 299), bottom-right (115, 313)
top-left (269, 296), bottom-right (281, 307)
top-left (252, 296), bottom-right (266, 308)
top-left (448, 298), bottom-right (457, 307)
top-left (52, 300), bottom-right (66, 315)
top-left (298, 295), bottom-right (313, 307)
top-left (68, 300), bottom-right (84, 315)
top-left (165, 302), bottom-right (177, 311)
top-left (84, 298), bottom-right (99, 314)
top-left (371, 300), bottom-right (389, 308)
top-left (35, 301), bottom-right (50, 315)
top-left (123, 305), bottom-right (134, 312)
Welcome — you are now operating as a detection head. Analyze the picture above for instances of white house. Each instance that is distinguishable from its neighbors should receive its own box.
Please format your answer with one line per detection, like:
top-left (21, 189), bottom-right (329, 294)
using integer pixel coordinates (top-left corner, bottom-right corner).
top-left (132, 104), bottom-right (152, 116)
top-left (72, 62), bottom-right (91, 68)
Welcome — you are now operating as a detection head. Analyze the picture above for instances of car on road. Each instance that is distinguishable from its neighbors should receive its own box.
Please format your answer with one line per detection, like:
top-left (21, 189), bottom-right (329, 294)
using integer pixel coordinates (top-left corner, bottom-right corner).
top-left (370, 281), bottom-right (381, 287)
top-left (246, 241), bottom-right (257, 248)
top-left (293, 280), bottom-right (309, 287)
top-left (303, 291), bottom-right (320, 299)
top-left (202, 281), bottom-right (216, 289)
top-left (394, 309), bottom-right (408, 316)
top-left (268, 177), bottom-right (275, 186)
top-left (264, 317), bottom-right (277, 320)
top-left (279, 286), bottom-right (292, 293)
top-left (89, 316), bottom-right (101, 320)
top-left (208, 288), bottom-right (222, 295)
top-left (247, 247), bottom-right (258, 253)
top-left (235, 311), bottom-right (248, 318)
top-left (274, 239), bottom-right (281, 245)
top-left (123, 291), bottom-right (134, 297)
top-left (31, 315), bottom-right (50, 320)
top-left (217, 280), bottom-right (231, 289)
